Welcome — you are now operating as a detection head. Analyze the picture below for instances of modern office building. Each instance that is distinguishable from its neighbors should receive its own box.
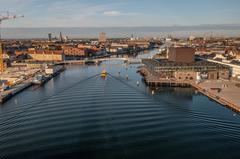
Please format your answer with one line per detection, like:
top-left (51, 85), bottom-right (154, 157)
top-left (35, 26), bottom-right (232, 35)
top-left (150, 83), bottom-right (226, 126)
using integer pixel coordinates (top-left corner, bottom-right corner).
top-left (48, 33), bottom-right (52, 42)
top-left (98, 32), bottom-right (107, 43)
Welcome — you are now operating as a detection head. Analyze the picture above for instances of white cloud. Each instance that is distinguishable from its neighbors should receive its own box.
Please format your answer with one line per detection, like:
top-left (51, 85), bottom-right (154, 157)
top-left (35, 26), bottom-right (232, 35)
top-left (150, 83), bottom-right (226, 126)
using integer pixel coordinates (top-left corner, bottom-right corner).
top-left (103, 11), bottom-right (121, 16)
top-left (103, 10), bottom-right (140, 16)
top-left (0, 0), bottom-right (142, 27)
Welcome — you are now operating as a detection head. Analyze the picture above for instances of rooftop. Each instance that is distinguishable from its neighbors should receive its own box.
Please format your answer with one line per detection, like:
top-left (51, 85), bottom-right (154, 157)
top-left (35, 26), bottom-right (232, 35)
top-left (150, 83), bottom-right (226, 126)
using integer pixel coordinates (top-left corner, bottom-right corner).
top-left (143, 59), bottom-right (230, 71)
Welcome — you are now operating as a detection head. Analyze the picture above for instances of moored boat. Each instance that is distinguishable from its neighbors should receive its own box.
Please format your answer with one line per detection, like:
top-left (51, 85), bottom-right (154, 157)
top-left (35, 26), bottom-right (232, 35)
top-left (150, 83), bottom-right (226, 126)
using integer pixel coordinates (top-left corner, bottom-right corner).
top-left (32, 74), bottom-right (51, 85)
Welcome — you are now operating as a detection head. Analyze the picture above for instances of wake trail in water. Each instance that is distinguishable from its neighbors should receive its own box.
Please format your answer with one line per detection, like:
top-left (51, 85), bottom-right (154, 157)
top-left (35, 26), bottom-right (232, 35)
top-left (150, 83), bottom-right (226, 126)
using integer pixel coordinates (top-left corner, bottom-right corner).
top-left (0, 74), bottom-right (100, 126)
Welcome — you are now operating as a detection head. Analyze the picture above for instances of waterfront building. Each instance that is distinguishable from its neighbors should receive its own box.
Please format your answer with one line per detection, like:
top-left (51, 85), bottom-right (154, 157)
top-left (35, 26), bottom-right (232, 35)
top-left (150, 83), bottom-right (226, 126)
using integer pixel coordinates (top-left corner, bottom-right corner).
top-left (127, 40), bottom-right (151, 49)
top-left (142, 59), bottom-right (230, 82)
top-left (141, 46), bottom-right (230, 84)
top-left (27, 49), bottom-right (65, 62)
top-left (110, 43), bottom-right (129, 49)
top-left (63, 46), bottom-right (88, 56)
top-left (168, 47), bottom-right (195, 63)
top-left (107, 43), bottom-right (129, 54)
top-left (200, 58), bottom-right (240, 80)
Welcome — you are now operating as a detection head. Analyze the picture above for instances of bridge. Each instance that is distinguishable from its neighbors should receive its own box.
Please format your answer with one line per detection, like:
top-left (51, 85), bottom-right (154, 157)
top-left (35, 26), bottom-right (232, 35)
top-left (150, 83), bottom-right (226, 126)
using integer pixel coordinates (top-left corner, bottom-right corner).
top-left (57, 57), bottom-right (142, 65)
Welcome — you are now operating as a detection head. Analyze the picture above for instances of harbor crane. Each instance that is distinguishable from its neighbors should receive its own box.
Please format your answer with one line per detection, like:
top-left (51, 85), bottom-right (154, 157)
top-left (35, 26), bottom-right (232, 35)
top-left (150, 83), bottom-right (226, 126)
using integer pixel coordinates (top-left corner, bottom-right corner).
top-left (0, 11), bottom-right (24, 73)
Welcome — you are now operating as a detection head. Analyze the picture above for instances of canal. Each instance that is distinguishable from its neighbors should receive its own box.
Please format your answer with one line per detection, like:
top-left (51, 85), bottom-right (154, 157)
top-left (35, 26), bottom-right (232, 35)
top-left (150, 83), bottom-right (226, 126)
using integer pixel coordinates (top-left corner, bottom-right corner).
top-left (0, 49), bottom-right (240, 159)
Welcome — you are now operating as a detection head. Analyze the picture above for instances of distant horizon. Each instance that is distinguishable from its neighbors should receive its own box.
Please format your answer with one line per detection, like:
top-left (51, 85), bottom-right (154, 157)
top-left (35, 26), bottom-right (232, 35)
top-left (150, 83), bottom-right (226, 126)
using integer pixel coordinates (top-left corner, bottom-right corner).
top-left (2, 23), bottom-right (240, 28)
top-left (1, 26), bottom-right (240, 39)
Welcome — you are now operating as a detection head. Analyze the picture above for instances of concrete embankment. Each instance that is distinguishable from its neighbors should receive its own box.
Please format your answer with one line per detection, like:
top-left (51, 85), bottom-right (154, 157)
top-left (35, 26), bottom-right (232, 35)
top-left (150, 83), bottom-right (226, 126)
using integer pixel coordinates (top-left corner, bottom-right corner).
top-left (139, 67), bottom-right (240, 113)
top-left (192, 81), bottom-right (240, 113)
top-left (0, 81), bottom-right (32, 103)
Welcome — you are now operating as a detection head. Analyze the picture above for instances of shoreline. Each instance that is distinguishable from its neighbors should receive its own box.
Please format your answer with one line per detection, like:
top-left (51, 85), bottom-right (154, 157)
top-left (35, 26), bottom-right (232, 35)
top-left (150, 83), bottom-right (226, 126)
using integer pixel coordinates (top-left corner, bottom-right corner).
top-left (0, 67), bottom-right (65, 104)
top-left (139, 67), bottom-right (240, 113)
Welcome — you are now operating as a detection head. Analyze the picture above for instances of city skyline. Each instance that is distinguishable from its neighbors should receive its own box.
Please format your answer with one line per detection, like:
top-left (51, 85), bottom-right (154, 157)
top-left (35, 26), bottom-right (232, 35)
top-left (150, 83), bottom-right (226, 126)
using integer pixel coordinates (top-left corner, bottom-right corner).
top-left (0, 0), bottom-right (240, 27)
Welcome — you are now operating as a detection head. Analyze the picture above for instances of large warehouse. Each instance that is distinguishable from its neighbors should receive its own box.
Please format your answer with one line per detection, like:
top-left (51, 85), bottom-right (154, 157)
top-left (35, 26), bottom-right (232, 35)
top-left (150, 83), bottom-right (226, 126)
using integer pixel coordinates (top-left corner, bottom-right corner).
top-left (142, 47), bottom-right (230, 82)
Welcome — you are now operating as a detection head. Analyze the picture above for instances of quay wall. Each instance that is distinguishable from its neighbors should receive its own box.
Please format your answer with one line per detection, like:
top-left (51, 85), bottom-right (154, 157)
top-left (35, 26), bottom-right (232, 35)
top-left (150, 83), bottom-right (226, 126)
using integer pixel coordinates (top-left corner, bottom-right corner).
top-left (139, 67), bottom-right (240, 113)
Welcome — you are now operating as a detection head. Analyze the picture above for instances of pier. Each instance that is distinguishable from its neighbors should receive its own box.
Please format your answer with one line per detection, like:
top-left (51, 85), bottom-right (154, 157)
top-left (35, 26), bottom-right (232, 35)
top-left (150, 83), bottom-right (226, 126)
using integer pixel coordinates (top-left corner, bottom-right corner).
top-left (0, 66), bottom-right (65, 104)
top-left (192, 81), bottom-right (240, 113)
top-left (139, 67), bottom-right (240, 113)
top-left (0, 80), bottom-right (32, 103)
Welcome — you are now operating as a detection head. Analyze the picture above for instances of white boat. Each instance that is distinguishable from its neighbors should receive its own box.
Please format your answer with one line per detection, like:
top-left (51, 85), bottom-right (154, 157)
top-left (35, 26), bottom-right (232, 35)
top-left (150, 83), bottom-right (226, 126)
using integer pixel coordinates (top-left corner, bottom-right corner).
top-left (32, 75), bottom-right (51, 85)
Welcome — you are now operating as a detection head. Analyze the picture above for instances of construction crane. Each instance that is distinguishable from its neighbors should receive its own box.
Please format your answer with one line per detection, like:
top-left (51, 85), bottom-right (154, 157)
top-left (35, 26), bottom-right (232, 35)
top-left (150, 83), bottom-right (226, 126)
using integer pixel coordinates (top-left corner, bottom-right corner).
top-left (0, 11), bottom-right (24, 73)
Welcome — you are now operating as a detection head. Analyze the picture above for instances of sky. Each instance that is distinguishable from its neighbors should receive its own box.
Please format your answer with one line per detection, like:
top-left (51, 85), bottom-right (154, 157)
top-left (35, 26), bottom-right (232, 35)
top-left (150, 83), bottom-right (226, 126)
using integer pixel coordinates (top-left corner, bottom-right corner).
top-left (0, 0), bottom-right (240, 27)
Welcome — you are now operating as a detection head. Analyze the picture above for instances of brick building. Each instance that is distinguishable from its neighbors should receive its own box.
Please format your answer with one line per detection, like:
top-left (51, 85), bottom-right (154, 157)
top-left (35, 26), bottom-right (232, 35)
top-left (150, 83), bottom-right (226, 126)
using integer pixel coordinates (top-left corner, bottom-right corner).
top-left (16, 49), bottom-right (65, 61)
top-left (63, 46), bottom-right (87, 56)
top-left (142, 58), bottom-right (230, 82)
top-left (168, 47), bottom-right (195, 63)
top-left (28, 50), bottom-right (64, 61)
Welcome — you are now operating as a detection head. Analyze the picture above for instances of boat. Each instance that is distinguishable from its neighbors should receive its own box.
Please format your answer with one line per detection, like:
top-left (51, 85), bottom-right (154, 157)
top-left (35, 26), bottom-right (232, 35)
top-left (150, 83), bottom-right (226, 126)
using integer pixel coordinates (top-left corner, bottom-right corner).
top-left (85, 60), bottom-right (96, 65)
top-left (100, 70), bottom-right (107, 78)
top-left (45, 65), bottom-right (65, 77)
top-left (0, 82), bottom-right (10, 91)
top-left (32, 75), bottom-right (51, 85)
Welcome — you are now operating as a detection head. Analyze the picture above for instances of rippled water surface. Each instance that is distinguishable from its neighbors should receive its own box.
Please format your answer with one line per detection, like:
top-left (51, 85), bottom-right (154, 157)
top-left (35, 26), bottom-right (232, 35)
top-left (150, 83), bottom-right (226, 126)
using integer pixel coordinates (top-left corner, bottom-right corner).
top-left (0, 57), bottom-right (240, 159)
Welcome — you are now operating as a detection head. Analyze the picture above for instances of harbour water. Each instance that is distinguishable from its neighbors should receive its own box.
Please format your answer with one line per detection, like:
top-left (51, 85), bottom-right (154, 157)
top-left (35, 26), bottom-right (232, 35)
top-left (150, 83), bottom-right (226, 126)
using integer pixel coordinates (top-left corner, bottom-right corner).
top-left (0, 50), bottom-right (240, 158)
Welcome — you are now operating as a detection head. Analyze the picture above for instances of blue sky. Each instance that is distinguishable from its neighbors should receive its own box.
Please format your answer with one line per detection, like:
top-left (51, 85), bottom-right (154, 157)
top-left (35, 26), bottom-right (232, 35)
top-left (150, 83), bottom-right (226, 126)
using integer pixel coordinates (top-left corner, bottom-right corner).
top-left (0, 0), bottom-right (240, 27)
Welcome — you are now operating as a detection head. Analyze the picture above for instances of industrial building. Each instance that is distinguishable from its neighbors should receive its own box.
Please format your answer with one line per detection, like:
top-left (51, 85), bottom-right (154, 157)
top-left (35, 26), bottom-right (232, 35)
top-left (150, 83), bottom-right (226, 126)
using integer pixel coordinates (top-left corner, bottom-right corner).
top-left (141, 47), bottom-right (230, 83)
top-left (143, 59), bottom-right (230, 81)
top-left (168, 47), bottom-right (195, 63)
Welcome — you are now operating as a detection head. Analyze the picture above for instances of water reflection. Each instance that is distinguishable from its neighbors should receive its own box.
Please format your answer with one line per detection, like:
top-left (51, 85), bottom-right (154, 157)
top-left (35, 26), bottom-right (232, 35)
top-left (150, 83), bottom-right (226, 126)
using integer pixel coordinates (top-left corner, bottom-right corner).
top-left (0, 50), bottom-right (240, 159)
